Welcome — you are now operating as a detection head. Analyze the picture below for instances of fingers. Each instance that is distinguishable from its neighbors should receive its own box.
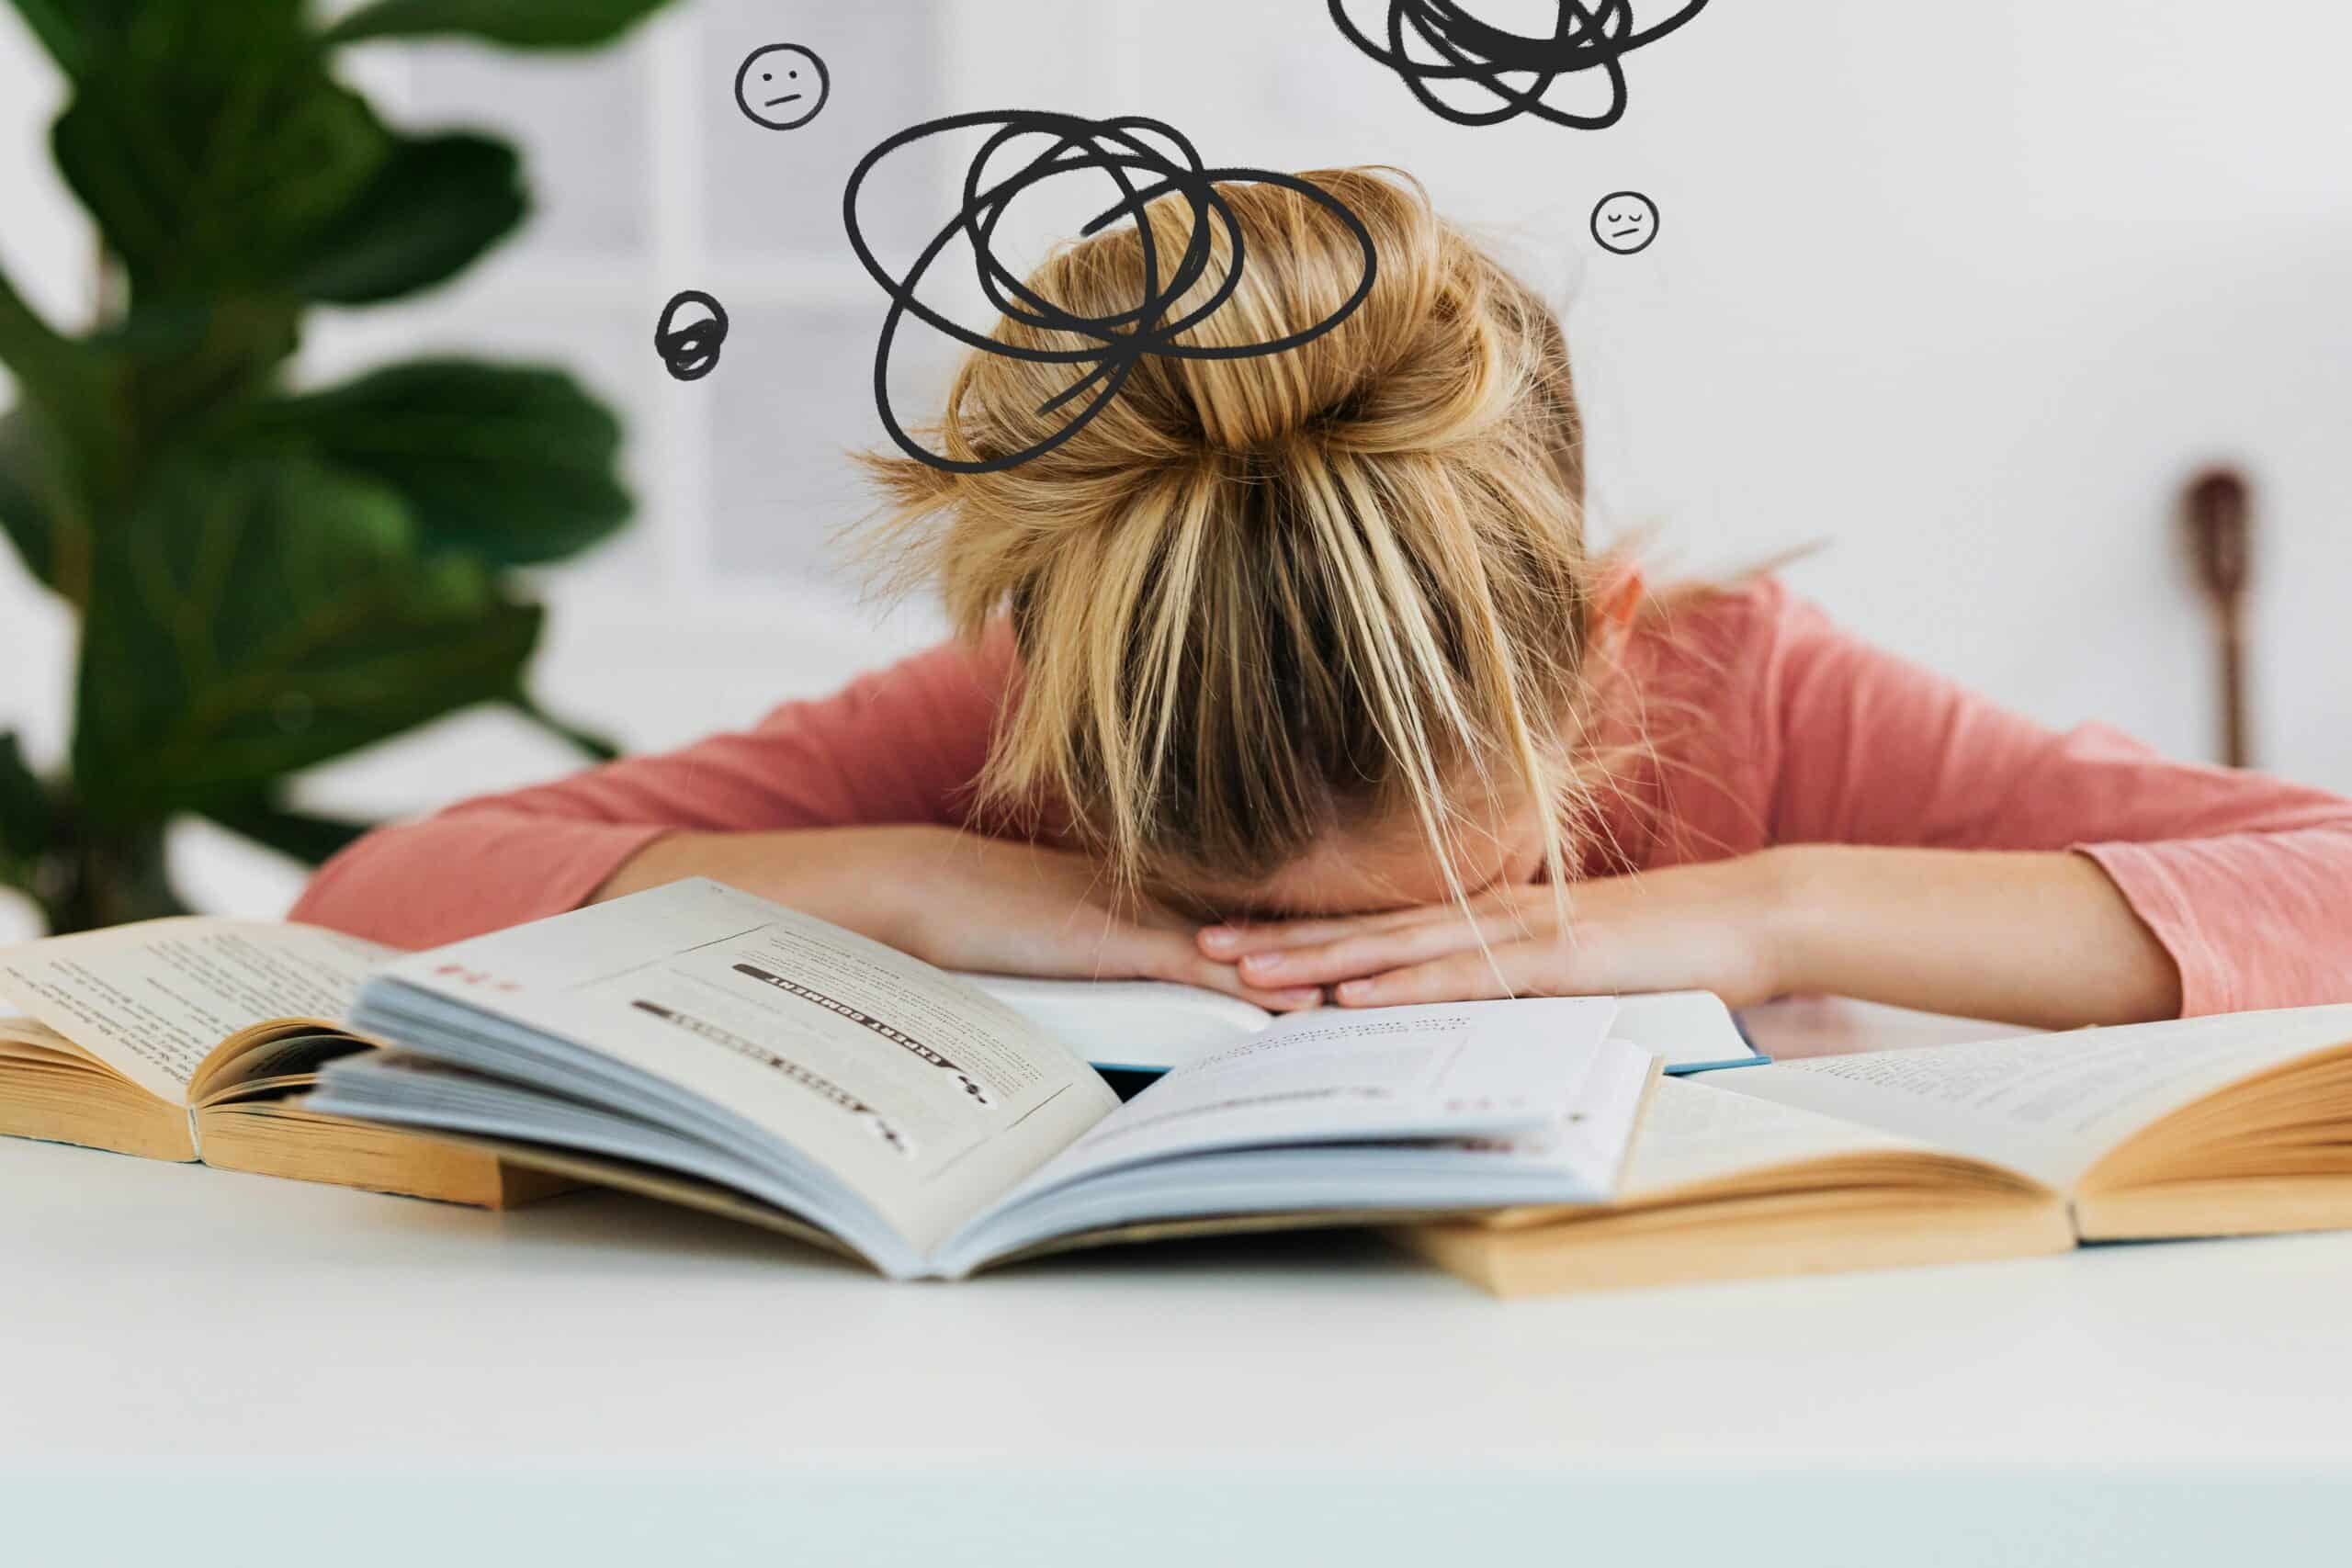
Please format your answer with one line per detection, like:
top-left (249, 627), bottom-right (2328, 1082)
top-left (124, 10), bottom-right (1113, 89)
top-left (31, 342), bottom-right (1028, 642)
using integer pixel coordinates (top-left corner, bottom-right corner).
top-left (1226, 909), bottom-right (1537, 989)
top-left (1197, 885), bottom-right (1555, 962)
top-left (1197, 905), bottom-right (1434, 957)
top-left (1330, 945), bottom-right (1554, 1008)
top-left (1115, 925), bottom-right (1325, 1012)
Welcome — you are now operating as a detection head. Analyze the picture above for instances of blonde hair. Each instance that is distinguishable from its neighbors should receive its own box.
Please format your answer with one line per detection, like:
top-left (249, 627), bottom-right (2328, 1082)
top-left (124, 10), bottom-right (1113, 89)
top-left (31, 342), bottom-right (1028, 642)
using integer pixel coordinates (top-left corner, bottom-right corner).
top-left (862, 167), bottom-right (1621, 913)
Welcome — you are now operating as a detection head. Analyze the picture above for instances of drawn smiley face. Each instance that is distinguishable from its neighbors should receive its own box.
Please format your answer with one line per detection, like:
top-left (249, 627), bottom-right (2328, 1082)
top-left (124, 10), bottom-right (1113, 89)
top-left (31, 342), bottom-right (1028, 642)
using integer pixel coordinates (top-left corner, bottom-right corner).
top-left (1590, 191), bottom-right (1660, 255)
top-left (733, 43), bottom-right (831, 130)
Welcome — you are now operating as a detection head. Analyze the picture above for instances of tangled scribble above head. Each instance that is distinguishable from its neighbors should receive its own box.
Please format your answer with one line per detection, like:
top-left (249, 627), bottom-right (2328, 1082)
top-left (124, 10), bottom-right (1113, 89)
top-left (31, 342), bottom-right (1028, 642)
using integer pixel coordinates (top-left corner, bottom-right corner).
top-left (841, 110), bottom-right (1378, 475)
top-left (1328, 0), bottom-right (1712, 130)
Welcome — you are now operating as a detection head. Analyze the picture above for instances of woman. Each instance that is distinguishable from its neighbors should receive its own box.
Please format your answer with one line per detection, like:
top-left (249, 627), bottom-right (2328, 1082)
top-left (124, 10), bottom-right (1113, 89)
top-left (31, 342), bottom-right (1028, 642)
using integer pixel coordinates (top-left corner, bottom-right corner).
top-left (294, 169), bottom-right (2352, 1029)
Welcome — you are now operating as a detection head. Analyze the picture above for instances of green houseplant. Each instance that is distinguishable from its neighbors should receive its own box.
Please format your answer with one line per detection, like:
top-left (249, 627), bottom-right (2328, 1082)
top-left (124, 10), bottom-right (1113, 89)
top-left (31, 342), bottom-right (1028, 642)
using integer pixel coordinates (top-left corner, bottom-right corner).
top-left (0, 0), bottom-right (676, 933)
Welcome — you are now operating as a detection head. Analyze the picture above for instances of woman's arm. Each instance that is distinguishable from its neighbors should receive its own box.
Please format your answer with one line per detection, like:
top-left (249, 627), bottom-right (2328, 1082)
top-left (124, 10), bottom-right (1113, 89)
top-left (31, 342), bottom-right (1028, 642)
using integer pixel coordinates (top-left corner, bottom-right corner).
top-left (1752, 581), bottom-right (2352, 1017)
top-left (1764, 844), bottom-right (2181, 1027)
top-left (288, 631), bottom-right (1315, 1006)
top-left (288, 629), bottom-right (1020, 948)
top-left (1200, 842), bottom-right (2181, 1027)
top-left (594, 824), bottom-right (1321, 1008)
top-left (1204, 581), bottom-right (2352, 1023)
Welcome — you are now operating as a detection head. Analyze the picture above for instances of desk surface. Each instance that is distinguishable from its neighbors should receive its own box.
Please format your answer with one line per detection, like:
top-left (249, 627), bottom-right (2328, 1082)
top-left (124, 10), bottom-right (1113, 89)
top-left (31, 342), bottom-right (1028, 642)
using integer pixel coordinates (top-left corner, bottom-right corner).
top-left (6, 999), bottom-right (2349, 1564)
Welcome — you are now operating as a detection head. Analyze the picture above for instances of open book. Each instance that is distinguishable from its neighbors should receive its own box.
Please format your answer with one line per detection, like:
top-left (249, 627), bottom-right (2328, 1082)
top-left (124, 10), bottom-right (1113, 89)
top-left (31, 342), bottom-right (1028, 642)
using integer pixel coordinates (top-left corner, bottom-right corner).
top-left (962, 974), bottom-right (1762, 1077)
top-left (1404, 1005), bottom-right (2352, 1296)
top-left (0, 919), bottom-right (559, 1206)
top-left (301, 877), bottom-right (1660, 1280)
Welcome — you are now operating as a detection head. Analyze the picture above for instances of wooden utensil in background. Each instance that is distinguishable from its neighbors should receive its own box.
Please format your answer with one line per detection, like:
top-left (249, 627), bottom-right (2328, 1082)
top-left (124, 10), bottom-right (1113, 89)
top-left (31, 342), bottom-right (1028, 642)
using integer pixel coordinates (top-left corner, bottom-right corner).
top-left (2183, 468), bottom-right (2254, 769)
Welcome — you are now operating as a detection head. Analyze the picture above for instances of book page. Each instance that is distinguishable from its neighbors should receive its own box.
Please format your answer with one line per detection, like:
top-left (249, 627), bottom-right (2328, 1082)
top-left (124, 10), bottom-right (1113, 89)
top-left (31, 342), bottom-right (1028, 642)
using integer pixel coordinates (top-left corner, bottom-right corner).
top-left (0, 919), bottom-right (393, 1104)
top-left (967, 976), bottom-right (1754, 1077)
top-left (1439, 1036), bottom-right (1661, 1193)
top-left (1609, 990), bottom-right (1763, 1071)
top-left (1614, 1077), bottom-right (1938, 1201)
top-left (956, 973), bottom-right (1270, 1071)
top-left (999, 996), bottom-right (1619, 1196)
top-left (369, 878), bottom-right (1120, 1257)
top-left (1715, 1005), bottom-right (2352, 1191)
top-left (0, 1016), bottom-right (96, 1067)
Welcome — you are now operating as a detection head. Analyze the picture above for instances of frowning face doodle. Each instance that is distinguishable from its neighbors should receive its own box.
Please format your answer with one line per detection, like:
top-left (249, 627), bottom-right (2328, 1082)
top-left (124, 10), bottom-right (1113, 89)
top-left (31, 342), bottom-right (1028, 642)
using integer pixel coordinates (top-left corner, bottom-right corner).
top-left (734, 43), bottom-right (831, 130)
top-left (1590, 190), bottom-right (1658, 254)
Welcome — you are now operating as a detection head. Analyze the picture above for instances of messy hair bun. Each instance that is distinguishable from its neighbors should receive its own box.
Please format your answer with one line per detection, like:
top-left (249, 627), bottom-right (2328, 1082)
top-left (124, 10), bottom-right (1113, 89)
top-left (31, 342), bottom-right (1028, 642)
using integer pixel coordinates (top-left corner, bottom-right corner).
top-left (860, 167), bottom-right (1602, 905)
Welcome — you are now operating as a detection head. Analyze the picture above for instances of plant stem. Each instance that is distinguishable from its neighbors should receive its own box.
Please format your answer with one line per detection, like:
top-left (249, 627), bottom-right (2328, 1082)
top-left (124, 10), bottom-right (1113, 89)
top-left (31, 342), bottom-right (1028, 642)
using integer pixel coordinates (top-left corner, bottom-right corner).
top-left (0, 244), bottom-right (107, 452)
top-left (34, 814), bottom-right (189, 935)
top-left (0, 252), bottom-right (69, 388)
top-left (506, 691), bottom-right (622, 761)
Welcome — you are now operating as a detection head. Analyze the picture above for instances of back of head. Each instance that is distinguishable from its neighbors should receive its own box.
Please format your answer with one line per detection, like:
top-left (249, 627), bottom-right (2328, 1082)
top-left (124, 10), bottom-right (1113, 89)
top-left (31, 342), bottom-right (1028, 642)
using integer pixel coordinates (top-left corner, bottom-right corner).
top-left (861, 166), bottom-right (1600, 904)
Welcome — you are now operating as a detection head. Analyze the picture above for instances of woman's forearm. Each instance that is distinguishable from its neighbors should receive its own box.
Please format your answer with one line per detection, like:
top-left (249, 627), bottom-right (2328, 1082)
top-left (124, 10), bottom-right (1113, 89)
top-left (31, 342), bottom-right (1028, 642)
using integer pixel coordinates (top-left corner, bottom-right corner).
top-left (1765, 845), bottom-right (2184, 1029)
top-left (591, 824), bottom-right (943, 947)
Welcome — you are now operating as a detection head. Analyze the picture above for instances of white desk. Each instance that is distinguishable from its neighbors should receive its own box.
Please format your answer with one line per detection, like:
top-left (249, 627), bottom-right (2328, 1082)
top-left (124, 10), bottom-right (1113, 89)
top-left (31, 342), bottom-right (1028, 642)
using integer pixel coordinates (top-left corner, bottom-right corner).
top-left (6, 1002), bottom-right (2350, 1566)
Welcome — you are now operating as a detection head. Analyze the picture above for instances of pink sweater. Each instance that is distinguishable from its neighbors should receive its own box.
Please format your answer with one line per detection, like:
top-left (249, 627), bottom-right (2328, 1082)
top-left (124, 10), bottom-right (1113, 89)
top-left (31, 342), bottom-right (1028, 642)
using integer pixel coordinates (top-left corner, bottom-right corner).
top-left (291, 580), bottom-right (2352, 1017)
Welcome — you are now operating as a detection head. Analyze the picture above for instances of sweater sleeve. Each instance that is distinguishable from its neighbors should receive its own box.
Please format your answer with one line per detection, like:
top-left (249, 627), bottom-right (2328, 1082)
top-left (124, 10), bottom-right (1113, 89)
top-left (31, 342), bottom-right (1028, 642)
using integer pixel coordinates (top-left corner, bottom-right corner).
top-left (1744, 580), bottom-right (2352, 1015)
top-left (288, 626), bottom-right (1019, 949)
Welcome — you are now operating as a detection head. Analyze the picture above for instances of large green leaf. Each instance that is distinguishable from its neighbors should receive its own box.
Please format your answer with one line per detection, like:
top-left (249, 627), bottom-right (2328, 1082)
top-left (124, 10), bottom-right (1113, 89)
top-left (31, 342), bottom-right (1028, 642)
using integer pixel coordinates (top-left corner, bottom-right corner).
top-left (56, 43), bottom-right (521, 310)
top-left (5, 0), bottom-right (87, 78)
top-left (6, 0), bottom-right (284, 77)
top-left (0, 0), bottom-right (165, 80)
top-left (53, 64), bottom-right (379, 307)
top-left (326, 0), bottom-right (676, 50)
top-left (73, 454), bottom-right (542, 821)
top-left (288, 133), bottom-right (526, 306)
top-left (248, 359), bottom-right (628, 568)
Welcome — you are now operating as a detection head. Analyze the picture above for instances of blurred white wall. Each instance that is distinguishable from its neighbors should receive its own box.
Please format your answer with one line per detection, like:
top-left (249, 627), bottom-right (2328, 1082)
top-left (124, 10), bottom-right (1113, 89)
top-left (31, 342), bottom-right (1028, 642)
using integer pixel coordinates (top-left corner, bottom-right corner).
top-left (4, 0), bottom-right (2350, 934)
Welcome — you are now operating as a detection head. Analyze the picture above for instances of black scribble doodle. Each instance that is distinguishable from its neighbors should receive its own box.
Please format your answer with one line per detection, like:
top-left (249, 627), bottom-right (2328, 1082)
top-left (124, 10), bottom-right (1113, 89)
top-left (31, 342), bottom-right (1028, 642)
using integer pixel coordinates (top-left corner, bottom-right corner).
top-left (842, 109), bottom-right (1379, 475)
top-left (654, 289), bottom-right (729, 381)
top-left (631, 1000), bottom-right (915, 1156)
top-left (1328, 1), bottom-right (1712, 130)
top-left (1589, 190), bottom-right (1658, 254)
top-left (732, 963), bottom-right (994, 1108)
top-left (734, 42), bottom-right (831, 131)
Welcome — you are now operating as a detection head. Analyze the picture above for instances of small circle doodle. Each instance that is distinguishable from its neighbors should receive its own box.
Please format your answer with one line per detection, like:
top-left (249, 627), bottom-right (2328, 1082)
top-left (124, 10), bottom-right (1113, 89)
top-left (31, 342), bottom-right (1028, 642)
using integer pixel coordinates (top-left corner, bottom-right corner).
top-left (842, 109), bottom-right (1379, 476)
top-left (1328, 0), bottom-right (1711, 130)
top-left (654, 289), bottom-right (729, 382)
